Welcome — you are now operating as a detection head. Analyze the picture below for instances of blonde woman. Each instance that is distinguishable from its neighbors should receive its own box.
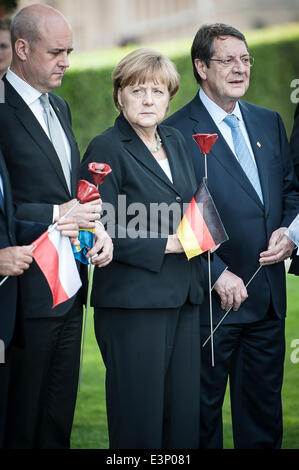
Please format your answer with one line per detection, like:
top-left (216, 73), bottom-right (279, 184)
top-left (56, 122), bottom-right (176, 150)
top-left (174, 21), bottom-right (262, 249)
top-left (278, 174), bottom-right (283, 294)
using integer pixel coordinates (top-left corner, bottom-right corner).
top-left (81, 49), bottom-right (205, 449)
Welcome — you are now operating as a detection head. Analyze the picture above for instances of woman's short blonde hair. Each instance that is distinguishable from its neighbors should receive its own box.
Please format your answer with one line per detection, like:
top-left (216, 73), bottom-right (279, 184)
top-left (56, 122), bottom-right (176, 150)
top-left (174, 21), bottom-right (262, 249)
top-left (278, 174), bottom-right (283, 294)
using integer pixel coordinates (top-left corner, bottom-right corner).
top-left (112, 48), bottom-right (180, 111)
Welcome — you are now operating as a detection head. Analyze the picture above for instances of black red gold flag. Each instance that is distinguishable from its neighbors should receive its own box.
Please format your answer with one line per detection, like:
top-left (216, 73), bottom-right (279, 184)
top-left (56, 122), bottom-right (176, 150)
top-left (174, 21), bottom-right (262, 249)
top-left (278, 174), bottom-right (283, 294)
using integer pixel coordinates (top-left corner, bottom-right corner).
top-left (177, 180), bottom-right (228, 259)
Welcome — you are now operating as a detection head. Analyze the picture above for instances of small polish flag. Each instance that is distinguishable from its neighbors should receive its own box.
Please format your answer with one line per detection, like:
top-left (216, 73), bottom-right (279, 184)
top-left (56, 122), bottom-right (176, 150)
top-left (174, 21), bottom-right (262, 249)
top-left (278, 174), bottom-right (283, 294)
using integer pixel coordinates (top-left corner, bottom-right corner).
top-left (32, 227), bottom-right (82, 308)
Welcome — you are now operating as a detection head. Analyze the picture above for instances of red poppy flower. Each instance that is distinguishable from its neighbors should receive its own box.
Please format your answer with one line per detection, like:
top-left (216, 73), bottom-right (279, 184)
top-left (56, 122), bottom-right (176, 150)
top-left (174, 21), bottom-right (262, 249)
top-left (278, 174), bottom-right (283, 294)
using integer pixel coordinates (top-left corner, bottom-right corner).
top-left (192, 133), bottom-right (218, 154)
top-left (77, 179), bottom-right (101, 203)
top-left (88, 162), bottom-right (112, 186)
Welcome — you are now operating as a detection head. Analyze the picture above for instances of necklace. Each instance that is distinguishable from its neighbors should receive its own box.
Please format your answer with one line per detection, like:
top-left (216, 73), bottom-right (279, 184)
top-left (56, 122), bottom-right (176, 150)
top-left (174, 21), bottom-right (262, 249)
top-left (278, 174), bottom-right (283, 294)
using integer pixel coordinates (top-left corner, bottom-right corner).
top-left (148, 131), bottom-right (162, 153)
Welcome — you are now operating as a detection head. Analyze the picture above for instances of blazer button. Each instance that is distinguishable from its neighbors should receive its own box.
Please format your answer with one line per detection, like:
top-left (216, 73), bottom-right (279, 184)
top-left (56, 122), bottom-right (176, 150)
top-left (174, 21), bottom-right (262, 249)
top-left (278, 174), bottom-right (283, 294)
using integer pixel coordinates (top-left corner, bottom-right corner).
top-left (176, 196), bottom-right (182, 203)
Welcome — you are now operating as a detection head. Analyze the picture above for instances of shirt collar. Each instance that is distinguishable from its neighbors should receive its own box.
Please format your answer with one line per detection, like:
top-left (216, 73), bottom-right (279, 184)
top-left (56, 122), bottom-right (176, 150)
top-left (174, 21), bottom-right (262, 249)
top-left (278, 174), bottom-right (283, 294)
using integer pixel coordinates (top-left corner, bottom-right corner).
top-left (199, 88), bottom-right (243, 124)
top-left (6, 67), bottom-right (43, 106)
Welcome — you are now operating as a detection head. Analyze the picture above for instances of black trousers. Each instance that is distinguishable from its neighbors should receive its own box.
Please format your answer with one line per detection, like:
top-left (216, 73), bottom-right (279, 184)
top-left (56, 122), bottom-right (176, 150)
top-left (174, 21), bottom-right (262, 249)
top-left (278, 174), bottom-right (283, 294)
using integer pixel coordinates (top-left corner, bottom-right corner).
top-left (94, 301), bottom-right (201, 449)
top-left (4, 297), bottom-right (83, 449)
top-left (0, 347), bottom-right (12, 448)
top-left (200, 315), bottom-right (285, 449)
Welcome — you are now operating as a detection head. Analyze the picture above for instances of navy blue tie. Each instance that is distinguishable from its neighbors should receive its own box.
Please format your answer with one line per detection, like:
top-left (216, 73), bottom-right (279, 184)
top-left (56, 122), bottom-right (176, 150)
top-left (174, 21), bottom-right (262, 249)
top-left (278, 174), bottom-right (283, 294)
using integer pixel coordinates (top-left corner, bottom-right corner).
top-left (0, 175), bottom-right (5, 213)
top-left (224, 114), bottom-right (264, 204)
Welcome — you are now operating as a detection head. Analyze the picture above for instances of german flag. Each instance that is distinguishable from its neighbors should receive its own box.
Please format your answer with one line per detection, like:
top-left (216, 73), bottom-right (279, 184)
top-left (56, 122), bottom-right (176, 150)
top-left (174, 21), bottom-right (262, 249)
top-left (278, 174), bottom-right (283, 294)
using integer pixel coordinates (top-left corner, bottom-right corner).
top-left (177, 180), bottom-right (228, 260)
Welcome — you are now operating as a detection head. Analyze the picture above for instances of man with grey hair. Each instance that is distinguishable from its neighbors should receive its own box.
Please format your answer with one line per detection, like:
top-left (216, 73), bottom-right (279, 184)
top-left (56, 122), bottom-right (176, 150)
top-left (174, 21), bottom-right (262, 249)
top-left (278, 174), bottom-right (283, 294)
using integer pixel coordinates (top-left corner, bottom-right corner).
top-left (165, 23), bottom-right (299, 448)
top-left (0, 3), bottom-right (113, 448)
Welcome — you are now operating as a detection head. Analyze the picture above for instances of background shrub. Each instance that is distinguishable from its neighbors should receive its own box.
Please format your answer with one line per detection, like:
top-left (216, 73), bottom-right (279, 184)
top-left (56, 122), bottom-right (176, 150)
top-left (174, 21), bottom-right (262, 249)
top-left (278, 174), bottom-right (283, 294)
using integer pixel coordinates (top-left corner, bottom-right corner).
top-left (55, 23), bottom-right (299, 155)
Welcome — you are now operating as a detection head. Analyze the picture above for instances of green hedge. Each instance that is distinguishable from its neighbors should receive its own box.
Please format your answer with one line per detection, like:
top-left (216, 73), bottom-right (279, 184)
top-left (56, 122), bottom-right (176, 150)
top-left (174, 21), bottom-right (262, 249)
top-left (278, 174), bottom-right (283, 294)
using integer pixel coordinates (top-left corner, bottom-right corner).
top-left (55, 23), bottom-right (299, 156)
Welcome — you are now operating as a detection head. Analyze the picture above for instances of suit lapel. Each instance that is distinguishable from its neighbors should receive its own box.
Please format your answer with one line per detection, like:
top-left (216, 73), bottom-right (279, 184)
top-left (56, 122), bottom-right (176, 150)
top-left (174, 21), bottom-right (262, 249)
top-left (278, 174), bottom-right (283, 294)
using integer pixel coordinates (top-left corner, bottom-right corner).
top-left (116, 114), bottom-right (183, 197)
top-left (158, 125), bottom-right (187, 198)
top-left (190, 95), bottom-right (264, 209)
top-left (239, 101), bottom-right (270, 216)
top-left (4, 79), bottom-right (72, 197)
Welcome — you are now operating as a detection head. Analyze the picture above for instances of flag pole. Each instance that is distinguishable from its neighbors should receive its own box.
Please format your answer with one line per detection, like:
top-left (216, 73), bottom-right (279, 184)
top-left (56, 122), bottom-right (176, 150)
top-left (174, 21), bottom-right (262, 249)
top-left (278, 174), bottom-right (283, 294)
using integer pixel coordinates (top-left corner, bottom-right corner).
top-left (202, 264), bottom-right (263, 348)
top-left (78, 260), bottom-right (94, 391)
top-left (0, 275), bottom-right (8, 287)
top-left (207, 249), bottom-right (214, 367)
top-left (77, 180), bottom-right (104, 390)
top-left (78, 183), bottom-right (97, 390)
top-left (203, 152), bottom-right (215, 367)
top-left (204, 153), bottom-right (208, 186)
top-left (49, 200), bottom-right (80, 232)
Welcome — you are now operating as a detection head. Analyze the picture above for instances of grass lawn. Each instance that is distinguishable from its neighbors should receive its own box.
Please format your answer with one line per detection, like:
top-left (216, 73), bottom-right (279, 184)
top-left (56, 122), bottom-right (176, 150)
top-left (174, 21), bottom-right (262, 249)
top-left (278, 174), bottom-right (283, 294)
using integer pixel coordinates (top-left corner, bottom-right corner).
top-left (71, 273), bottom-right (299, 449)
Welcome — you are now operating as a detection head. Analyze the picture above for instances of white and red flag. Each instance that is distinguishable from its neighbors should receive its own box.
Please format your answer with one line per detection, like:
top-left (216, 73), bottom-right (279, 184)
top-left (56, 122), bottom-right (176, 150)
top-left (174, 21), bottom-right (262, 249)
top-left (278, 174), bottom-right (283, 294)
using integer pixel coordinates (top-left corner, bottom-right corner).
top-left (32, 227), bottom-right (82, 308)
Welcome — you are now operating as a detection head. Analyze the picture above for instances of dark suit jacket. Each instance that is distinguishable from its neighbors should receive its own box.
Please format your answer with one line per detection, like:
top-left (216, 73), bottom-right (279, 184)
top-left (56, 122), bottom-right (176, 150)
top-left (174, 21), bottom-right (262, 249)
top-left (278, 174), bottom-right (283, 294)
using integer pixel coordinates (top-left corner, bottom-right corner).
top-left (290, 103), bottom-right (299, 181)
top-left (0, 76), bottom-right (82, 318)
top-left (165, 94), bottom-right (299, 324)
top-left (0, 150), bottom-right (45, 347)
top-left (0, 149), bottom-right (19, 347)
top-left (80, 113), bottom-right (204, 309)
top-left (289, 103), bottom-right (299, 275)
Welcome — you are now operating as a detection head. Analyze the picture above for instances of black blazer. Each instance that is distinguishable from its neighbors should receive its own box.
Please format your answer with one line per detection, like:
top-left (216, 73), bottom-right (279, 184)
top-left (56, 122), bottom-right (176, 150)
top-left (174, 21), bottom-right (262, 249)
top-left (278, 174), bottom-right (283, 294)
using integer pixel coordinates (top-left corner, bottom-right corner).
top-left (289, 104), bottom-right (299, 275)
top-left (165, 94), bottom-right (299, 324)
top-left (0, 76), bottom-right (82, 318)
top-left (81, 113), bottom-right (204, 309)
top-left (290, 102), bottom-right (299, 181)
top-left (0, 149), bottom-right (19, 347)
top-left (0, 150), bottom-right (45, 347)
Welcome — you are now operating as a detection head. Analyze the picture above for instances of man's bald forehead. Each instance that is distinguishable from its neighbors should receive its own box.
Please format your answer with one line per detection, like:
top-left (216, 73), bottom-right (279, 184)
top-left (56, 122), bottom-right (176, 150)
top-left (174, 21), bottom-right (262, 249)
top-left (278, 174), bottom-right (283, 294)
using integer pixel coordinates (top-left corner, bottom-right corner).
top-left (11, 3), bottom-right (71, 46)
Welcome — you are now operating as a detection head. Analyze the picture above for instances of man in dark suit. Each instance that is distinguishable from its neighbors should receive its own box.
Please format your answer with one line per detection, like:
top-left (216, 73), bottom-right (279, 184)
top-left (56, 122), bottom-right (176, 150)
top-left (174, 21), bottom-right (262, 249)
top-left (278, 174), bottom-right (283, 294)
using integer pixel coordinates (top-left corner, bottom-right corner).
top-left (0, 148), bottom-right (35, 448)
top-left (0, 147), bottom-right (79, 448)
top-left (288, 103), bottom-right (299, 274)
top-left (290, 103), bottom-right (299, 180)
top-left (0, 4), bottom-right (112, 448)
top-left (165, 23), bottom-right (299, 448)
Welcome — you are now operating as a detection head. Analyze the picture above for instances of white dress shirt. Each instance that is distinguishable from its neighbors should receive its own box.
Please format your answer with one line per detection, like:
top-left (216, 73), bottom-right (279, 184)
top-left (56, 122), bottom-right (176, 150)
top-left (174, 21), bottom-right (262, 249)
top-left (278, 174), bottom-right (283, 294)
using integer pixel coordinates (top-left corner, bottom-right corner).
top-left (6, 68), bottom-right (72, 219)
top-left (199, 88), bottom-right (257, 166)
top-left (158, 158), bottom-right (173, 183)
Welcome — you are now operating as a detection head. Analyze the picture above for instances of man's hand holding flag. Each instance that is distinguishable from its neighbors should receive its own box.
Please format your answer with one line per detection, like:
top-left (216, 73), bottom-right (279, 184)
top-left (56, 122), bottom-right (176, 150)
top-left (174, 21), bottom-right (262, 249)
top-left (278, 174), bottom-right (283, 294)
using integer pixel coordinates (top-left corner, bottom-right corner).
top-left (58, 179), bottom-right (103, 229)
top-left (0, 218), bottom-right (80, 290)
